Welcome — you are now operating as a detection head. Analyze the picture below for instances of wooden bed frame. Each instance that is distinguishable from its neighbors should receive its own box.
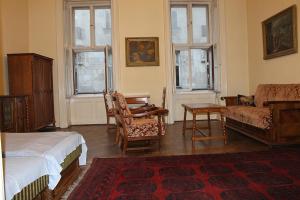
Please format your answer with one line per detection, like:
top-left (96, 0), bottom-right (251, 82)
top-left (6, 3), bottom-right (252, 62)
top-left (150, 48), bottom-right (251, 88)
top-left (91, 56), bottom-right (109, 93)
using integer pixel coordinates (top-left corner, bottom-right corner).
top-left (13, 148), bottom-right (81, 200)
top-left (2, 95), bottom-right (84, 200)
top-left (47, 145), bottom-right (82, 200)
top-left (47, 158), bottom-right (81, 200)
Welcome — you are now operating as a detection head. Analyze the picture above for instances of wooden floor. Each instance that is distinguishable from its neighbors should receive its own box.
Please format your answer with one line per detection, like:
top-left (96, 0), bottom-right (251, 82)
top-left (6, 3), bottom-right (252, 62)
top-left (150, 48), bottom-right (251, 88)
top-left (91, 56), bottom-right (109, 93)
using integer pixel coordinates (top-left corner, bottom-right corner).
top-left (64, 120), bottom-right (268, 162)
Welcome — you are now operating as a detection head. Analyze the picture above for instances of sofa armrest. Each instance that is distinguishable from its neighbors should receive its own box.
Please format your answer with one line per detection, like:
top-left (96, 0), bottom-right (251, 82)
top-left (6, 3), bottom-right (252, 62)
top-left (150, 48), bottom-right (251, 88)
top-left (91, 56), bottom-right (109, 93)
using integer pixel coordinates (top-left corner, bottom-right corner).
top-left (266, 101), bottom-right (300, 138)
top-left (263, 101), bottom-right (300, 107)
top-left (220, 96), bottom-right (238, 106)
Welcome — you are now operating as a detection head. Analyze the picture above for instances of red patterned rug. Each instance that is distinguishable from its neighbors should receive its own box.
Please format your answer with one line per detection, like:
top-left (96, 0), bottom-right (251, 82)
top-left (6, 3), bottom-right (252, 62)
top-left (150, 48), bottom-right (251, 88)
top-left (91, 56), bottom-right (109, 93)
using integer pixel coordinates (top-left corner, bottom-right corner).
top-left (68, 148), bottom-right (300, 200)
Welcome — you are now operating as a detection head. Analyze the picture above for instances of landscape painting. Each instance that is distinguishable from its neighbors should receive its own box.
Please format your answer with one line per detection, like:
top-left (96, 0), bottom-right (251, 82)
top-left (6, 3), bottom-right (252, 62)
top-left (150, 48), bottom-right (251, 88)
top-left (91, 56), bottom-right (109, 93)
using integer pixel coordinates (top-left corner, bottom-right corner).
top-left (262, 5), bottom-right (297, 59)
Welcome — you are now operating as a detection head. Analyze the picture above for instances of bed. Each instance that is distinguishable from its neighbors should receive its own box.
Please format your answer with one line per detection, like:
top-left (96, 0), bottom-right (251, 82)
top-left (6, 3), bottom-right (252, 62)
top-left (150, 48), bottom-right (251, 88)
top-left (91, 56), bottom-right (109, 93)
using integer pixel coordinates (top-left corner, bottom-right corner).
top-left (3, 131), bottom-right (88, 200)
top-left (4, 157), bottom-right (49, 200)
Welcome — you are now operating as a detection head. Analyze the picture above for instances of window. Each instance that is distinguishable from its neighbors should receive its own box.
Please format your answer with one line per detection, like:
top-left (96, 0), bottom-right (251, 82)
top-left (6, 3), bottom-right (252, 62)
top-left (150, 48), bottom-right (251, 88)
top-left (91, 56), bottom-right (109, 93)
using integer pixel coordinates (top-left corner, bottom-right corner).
top-left (171, 2), bottom-right (214, 91)
top-left (70, 3), bottom-right (112, 95)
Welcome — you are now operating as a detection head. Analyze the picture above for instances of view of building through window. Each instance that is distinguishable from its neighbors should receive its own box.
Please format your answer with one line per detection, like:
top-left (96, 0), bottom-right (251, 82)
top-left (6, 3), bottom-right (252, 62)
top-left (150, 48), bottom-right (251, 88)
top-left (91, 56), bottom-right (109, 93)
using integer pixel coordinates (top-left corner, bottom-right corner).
top-left (72, 5), bottom-right (112, 94)
top-left (171, 3), bottom-right (214, 91)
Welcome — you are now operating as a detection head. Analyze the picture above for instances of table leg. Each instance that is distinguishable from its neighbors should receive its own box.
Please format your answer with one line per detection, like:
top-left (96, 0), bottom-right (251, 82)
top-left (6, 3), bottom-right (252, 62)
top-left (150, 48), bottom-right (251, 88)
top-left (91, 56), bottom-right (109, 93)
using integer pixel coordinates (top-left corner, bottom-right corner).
top-left (192, 113), bottom-right (196, 151)
top-left (221, 113), bottom-right (227, 144)
top-left (207, 112), bottom-right (211, 136)
top-left (183, 107), bottom-right (187, 135)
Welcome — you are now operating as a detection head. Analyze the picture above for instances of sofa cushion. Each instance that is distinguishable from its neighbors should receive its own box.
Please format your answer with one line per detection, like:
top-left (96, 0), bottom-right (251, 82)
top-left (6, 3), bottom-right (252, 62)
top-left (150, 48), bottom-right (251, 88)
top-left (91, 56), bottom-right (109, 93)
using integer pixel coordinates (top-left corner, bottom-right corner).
top-left (225, 106), bottom-right (272, 129)
top-left (237, 94), bottom-right (255, 106)
top-left (255, 84), bottom-right (300, 107)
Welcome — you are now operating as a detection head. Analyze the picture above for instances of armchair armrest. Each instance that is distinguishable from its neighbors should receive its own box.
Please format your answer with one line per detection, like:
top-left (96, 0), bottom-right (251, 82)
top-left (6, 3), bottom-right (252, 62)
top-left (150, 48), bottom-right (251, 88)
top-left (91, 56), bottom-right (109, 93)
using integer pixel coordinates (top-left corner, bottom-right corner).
top-left (220, 96), bottom-right (238, 106)
top-left (266, 101), bottom-right (300, 138)
top-left (133, 107), bottom-right (169, 117)
top-left (130, 104), bottom-right (156, 114)
top-left (263, 101), bottom-right (300, 108)
top-left (132, 107), bottom-right (169, 118)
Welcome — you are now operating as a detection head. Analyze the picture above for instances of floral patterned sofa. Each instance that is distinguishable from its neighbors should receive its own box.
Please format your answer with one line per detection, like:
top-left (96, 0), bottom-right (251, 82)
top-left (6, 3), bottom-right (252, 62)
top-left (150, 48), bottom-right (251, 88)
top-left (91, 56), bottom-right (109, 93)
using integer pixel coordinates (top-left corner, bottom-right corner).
top-left (222, 84), bottom-right (300, 145)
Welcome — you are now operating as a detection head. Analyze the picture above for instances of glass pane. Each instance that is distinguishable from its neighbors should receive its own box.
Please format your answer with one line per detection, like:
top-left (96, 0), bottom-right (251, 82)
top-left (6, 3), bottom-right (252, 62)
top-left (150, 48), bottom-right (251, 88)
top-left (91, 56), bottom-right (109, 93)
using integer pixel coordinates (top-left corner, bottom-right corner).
top-left (95, 8), bottom-right (112, 46)
top-left (74, 51), bottom-right (105, 93)
top-left (175, 49), bottom-right (189, 89)
top-left (106, 46), bottom-right (113, 90)
top-left (74, 9), bottom-right (91, 47)
top-left (191, 49), bottom-right (208, 89)
top-left (192, 6), bottom-right (208, 43)
top-left (171, 7), bottom-right (188, 44)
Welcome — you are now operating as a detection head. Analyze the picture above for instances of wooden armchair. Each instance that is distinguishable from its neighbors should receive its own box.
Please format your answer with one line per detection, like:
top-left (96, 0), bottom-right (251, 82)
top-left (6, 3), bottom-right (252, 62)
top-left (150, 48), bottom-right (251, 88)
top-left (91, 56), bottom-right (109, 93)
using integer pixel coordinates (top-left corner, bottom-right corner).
top-left (103, 90), bottom-right (115, 128)
top-left (162, 87), bottom-right (167, 124)
top-left (113, 92), bottom-right (168, 152)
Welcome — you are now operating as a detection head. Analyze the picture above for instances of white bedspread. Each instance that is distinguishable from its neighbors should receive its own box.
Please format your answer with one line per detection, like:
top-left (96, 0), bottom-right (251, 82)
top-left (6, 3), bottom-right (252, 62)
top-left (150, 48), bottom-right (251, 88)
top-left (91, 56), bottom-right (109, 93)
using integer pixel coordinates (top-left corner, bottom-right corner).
top-left (3, 131), bottom-right (88, 189)
top-left (5, 157), bottom-right (49, 200)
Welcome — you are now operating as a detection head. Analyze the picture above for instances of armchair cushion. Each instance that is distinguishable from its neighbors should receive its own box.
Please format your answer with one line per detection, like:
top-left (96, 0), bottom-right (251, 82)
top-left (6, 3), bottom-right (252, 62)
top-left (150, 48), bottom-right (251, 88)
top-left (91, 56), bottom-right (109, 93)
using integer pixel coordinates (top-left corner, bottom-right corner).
top-left (127, 118), bottom-right (165, 138)
top-left (225, 106), bottom-right (272, 129)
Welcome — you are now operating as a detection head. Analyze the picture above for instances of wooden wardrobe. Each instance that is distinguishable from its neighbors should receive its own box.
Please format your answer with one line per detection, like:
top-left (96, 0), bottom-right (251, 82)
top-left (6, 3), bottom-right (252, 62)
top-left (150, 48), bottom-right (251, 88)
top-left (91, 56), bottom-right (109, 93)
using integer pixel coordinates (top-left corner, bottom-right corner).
top-left (0, 95), bottom-right (29, 132)
top-left (8, 53), bottom-right (55, 131)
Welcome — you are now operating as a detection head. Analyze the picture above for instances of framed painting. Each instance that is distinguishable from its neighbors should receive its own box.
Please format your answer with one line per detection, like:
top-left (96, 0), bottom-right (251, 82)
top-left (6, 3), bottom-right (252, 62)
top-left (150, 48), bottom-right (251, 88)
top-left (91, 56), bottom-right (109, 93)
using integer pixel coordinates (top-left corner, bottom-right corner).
top-left (126, 37), bottom-right (159, 66)
top-left (262, 5), bottom-right (298, 60)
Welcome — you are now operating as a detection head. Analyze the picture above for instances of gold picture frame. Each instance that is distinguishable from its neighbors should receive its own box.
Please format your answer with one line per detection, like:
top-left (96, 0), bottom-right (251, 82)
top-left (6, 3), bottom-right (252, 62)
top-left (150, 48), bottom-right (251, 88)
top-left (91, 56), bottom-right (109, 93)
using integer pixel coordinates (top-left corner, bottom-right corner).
top-left (126, 37), bottom-right (159, 66)
top-left (262, 5), bottom-right (298, 60)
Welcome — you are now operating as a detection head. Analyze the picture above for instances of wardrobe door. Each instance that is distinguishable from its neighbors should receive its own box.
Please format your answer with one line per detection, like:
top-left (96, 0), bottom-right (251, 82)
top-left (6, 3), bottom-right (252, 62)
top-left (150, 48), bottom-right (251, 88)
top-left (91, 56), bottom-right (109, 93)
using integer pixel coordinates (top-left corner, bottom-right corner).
top-left (42, 58), bottom-right (54, 124)
top-left (32, 57), bottom-right (46, 129)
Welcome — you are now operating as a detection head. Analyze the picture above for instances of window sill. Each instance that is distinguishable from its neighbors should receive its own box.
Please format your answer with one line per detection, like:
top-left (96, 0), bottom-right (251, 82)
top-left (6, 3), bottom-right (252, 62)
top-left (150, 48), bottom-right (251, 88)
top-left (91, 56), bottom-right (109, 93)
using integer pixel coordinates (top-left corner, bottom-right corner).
top-left (71, 94), bottom-right (104, 99)
top-left (175, 90), bottom-right (216, 95)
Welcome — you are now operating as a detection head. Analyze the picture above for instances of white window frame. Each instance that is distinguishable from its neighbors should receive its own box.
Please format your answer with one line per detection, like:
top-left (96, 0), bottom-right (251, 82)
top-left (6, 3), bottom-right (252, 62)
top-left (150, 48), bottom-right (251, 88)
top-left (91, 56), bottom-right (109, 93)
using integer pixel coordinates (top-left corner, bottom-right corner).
top-left (66, 0), bottom-right (112, 95)
top-left (171, 0), bottom-right (213, 93)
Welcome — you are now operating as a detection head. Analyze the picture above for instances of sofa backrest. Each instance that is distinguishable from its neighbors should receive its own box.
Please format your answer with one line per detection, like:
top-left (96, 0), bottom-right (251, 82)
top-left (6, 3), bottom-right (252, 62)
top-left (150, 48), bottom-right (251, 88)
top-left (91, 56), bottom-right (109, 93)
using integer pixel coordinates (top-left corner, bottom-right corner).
top-left (254, 84), bottom-right (300, 107)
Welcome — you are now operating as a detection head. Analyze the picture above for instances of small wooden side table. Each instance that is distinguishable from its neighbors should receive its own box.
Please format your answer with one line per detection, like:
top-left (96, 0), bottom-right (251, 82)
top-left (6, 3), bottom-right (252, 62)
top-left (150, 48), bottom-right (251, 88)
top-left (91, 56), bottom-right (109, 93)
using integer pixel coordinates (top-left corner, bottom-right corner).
top-left (182, 103), bottom-right (227, 149)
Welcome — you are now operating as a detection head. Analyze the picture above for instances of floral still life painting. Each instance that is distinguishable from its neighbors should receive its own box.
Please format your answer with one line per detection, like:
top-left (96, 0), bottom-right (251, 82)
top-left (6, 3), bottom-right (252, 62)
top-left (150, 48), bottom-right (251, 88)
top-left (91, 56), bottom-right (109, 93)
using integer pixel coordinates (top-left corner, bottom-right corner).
top-left (126, 37), bottom-right (159, 66)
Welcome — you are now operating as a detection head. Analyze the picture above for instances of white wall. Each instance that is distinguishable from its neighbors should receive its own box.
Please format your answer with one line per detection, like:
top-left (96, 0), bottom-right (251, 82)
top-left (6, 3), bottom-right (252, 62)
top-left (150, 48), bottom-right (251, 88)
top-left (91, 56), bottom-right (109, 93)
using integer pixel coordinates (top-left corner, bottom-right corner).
top-left (0, 0), bottom-right (251, 126)
top-left (247, 0), bottom-right (300, 93)
top-left (0, 0), bottom-right (29, 95)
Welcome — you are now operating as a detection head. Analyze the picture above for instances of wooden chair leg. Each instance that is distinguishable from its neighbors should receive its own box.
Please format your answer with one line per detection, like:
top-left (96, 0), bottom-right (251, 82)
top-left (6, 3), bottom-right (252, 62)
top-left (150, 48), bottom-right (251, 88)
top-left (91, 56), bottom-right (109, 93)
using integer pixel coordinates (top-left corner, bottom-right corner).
top-left (158, 139), bottom-right (161, 151)
top-left (115, 126), bottom-right (120, 144)
top-left (107, 116), bottom-right (110, 125)
top-left (123, 138), bottom-right (128, 153)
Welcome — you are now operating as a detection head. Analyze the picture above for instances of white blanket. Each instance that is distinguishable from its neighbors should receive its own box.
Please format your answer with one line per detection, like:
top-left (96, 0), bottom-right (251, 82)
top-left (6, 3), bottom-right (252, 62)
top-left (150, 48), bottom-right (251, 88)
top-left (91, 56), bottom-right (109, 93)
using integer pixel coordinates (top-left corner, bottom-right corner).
top-left (5, 157), bottom-right (49, 200)
top-left (2, 131), bottom-right (88, 189)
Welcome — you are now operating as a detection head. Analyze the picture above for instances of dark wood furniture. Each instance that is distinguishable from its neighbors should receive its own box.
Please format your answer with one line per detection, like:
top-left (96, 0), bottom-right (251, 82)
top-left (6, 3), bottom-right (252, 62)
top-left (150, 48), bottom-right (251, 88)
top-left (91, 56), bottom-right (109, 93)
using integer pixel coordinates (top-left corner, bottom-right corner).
top-left (7, 53), bottom-right (55, 131)
top-left (222, 96), bottom-right (300, 146)
top-left (103, 90), bottom-right (115, 128)
top-left (114, 92), bottom-right (168, 153)
top-left (161, 87), bottom-right (167, 124)
top-left (182, 103), bottom-right (227, 150)
top-left (0, 95), bottom-right (29, 132)
top-left (125, 95), bottom-right (150, 106)
top-left (111, 92), bottom-right (159, 145)
top-left (49, 158), bottom-right (81, 200)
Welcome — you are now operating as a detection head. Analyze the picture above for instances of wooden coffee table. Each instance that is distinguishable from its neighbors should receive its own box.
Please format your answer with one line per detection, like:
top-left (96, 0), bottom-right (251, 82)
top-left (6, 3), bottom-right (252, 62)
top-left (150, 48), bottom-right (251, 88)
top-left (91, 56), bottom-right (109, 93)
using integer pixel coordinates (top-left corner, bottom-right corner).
top-left (182, 103), bottom-right (227, 149)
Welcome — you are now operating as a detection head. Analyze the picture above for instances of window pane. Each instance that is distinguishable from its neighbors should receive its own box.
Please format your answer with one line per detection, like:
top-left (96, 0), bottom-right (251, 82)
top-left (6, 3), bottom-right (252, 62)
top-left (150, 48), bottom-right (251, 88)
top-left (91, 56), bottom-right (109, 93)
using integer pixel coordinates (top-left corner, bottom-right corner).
top-left (192, 6), bottom-right (208, 43)
top-left (175, 50), bottom-right (189, 89)
top-left (95, 8), bottom-right (111, 46)
top-left (106, 46), bottom-right (113, 90)
top-left (171, 7), bottom-right (188, 44)
top-left (191, 49), bottom-right (208, 89)
top-left (75, 51), bottom-right (105, 93)
top-left (74, 9), bottom-right (91, 47)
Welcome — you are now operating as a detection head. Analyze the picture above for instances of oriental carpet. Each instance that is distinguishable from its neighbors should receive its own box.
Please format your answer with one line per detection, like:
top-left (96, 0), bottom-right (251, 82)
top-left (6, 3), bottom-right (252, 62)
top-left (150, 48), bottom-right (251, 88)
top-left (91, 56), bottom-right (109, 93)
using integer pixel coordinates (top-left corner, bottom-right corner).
top-left (68, 148), bottom-right (300, 200)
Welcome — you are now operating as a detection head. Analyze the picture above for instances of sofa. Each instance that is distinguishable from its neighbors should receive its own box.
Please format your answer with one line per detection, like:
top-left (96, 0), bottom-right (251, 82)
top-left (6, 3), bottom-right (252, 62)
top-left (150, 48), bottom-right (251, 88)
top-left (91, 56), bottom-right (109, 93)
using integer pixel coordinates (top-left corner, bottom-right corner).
top-left (222, 84), bottom-right (300, 146)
